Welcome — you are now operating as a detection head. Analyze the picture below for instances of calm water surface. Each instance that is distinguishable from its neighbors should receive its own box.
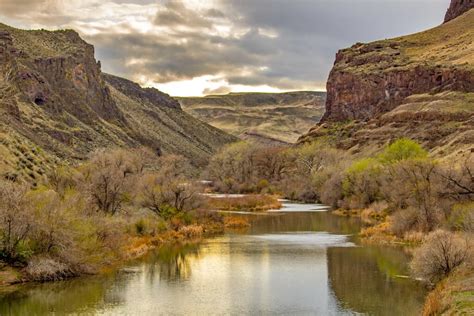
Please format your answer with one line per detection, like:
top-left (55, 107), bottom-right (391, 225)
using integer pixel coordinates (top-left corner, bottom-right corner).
top-left (0, 202), bottom-right (427, 315)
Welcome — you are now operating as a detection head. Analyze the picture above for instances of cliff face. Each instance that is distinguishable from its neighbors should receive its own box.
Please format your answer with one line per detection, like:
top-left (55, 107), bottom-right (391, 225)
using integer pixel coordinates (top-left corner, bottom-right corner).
top-left (0, 23), bottom-right (235, 181)
top-left (321, 10), bottom-right (474, 122)
top-left (300, 8), bottom-right (474, 159)
top-left (445, 0), bottom-right (474, 23)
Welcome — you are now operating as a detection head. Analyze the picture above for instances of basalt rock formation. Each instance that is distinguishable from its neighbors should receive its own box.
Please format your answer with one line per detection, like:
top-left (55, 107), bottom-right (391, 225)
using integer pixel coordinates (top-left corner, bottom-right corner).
top-left (300, 6), bottom-right (474, 159)
top-left (0, 23), bottom-right (235, 182)
top-left (445, 0), bottom-right (474, 23)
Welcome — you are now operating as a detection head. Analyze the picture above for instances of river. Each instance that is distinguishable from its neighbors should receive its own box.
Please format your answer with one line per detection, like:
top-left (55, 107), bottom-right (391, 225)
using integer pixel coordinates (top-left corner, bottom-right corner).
top-left (0, 201), bottom-right (427, 315)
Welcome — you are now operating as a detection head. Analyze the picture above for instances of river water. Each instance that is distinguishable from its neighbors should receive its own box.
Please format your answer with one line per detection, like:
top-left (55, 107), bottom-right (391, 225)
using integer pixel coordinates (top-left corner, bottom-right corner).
top-left (0, 201), bottom-right (427, 315)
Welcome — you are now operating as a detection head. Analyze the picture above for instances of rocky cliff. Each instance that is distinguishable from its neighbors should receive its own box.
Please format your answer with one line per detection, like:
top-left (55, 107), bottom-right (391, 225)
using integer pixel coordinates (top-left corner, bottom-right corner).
top-left (0, 23), bottom-right (235, 182)
top-left (300, 7), bottom-right (473, 158)
top-left (445, 0), bottom-right (474, 23)
top-left (321, 9), bottom-right (474, 122)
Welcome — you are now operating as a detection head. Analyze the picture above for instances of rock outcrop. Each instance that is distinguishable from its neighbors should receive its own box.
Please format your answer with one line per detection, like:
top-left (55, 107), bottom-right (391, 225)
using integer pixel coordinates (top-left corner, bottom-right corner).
top-left (0, 23), bottom-right (235, 181)
top-left (321, 10), bottom-right (474, 122)
top-left (299, 5), bottom-right (474, 159)
top-left (445, 0), bottom-right (474, 23)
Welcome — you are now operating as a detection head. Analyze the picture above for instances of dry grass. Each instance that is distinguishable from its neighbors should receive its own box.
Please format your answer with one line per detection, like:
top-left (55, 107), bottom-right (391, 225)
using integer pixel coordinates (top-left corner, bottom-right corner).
top-left (422, 264), bottom-right (474, 316)
top-left (224, 216), bottom-right (250, 228)
top-left (178, 225), bottom-right (204, 238)
top-left (206, 194), bottom-right (282, 212)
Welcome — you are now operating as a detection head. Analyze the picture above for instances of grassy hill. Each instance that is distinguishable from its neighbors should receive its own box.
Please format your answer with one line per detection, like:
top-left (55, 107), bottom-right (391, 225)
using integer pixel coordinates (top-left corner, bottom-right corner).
top-left (178, 91), bottom-right (326, 144)
top-left (0, 23), bottom-right (235, 183)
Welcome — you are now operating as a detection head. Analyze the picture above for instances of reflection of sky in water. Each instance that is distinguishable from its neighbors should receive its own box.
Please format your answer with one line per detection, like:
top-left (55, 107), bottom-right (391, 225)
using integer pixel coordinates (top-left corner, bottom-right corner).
top-left (0, 201), bottom-right (425, 315)
top-left (252, 232), bottom-right (354, 248)
top-left (97, 232), bottom-right (355, 315)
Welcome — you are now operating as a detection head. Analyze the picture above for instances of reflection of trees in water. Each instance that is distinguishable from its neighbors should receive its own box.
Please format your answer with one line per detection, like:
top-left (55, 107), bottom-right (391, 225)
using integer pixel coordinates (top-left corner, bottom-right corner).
top-left (0, 276), bottom-right (113, 315)
top-left (327, 246), bottom-right (427, 315)
top-left (144, 243), bottom-right (200, 282)
top-left (249, 212), bottom-right (361, 235)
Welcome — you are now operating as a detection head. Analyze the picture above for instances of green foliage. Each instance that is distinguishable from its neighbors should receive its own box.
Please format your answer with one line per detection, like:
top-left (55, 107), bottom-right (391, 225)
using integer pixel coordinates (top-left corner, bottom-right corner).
top-left (448, 202), bottom-right (474, 232)
top-left (378, 138), bottom-right (428, 164)
top-left (135, 219), bottom-right (147, 236)
top-left (342, 158), bottom-right (382, 206)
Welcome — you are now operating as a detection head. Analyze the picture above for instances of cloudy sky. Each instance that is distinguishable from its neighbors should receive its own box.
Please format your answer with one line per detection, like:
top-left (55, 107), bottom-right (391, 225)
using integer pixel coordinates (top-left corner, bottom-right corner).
top-left (1, 0), bottom-right (450, 96)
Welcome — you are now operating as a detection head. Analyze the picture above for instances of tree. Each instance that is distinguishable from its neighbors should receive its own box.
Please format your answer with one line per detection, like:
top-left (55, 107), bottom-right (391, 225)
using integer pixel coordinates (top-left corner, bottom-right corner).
top-left (439, 154), bottom-right (474, 201)
top-left (79, 148), bottom-right (151, 215)
top-left (343, 158), bottom-right (382, 208)
top-left (139, 155), bottom-right (201, 219)
top-left (378, 138), bottom-right (428, 164)
top-left (383, 158), bottom-right (443, 231)
top-left (207, 142), bottom-right (258, 192)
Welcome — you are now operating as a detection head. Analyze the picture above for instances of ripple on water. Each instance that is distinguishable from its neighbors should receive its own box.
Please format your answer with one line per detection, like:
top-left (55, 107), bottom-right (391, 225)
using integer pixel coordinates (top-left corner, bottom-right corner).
top-left (252, 232), bottom-right (355, 247)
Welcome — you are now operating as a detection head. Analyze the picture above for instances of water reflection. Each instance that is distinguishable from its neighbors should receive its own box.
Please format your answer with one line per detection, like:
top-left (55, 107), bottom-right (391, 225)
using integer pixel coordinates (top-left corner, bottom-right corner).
top-left (141, 243), bottom-right (200, 282)
top-left (0, 206), bottom-right (427, 315)
top-left (328, 246), bottom-right (426, 315)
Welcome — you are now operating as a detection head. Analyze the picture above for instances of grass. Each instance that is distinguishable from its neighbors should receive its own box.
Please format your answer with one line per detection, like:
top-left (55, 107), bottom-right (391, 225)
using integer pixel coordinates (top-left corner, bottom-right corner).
top-left (206, 194), bottom-right (282, 212)
top-left (423, 265), bottom-right (474, 315)
top-left (336, 10), bottom-right (474, 75)
top-left (223, 216), bottom-right (250, 229)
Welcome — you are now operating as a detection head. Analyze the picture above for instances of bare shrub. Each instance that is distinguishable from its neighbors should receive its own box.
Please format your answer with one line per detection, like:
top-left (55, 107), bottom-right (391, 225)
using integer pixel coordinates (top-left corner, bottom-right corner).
top-left (138, 155), bottom-right (202, 219)
top-left (319, 169), bottom-right (345, 207)
top-left (383, 159), bottom-right (444, 231)
top-left (390, 208), bottom-right (420, 237)
top-left (0, 180), bottom-right (33, 262)
top-left (79, 148), bottom-right (149, 215)
top-left (178, 225), bottom-right (203, 238)
top-left (439, 154), bottom-right (474, 201)
top-left (25, 256), bottom-right (76, 282)
top-left (410, 230), bottom-right (469, 283)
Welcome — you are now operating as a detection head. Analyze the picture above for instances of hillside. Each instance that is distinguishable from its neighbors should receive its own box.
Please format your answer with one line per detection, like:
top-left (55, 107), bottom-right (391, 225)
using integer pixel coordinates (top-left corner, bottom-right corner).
top-left (299, 7), bottom-right (474, 159)
top-left (0, 23), bottom-right (235, 182)
top-left (178, 91), bottom-right (326, 144)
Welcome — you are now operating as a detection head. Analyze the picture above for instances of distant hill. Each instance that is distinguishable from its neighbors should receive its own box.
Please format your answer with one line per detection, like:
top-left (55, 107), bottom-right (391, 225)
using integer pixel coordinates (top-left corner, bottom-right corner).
top-left (178, 91), bottom-right (326, 144)
top-left (0, 23), bottom-right (235, 182)
top-left (299, 6), bottom-right (474, 159)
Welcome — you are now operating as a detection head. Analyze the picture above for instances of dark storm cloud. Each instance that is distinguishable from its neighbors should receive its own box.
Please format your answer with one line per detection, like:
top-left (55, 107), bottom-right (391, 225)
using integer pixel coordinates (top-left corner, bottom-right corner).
top-left (215, 0), bottom-right (450, 88)
top-left (0, 0), bottom-right (451, 93)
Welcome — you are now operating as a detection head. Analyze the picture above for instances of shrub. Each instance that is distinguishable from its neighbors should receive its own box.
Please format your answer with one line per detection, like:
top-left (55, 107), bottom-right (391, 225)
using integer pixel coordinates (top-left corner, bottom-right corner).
top-left (342, 158), bottom-right (382, 208)
top-left (0, 180), bottom-right (34, 262)
top-left (178, 225), bottom-right (203, 238)
top-left (390, 208), bottom-right (419, 237)
top-left (410, 230), bottom-right (469, 283)
top-left (378, 138), bottom-right (428, 164)
top-left (206, 194), bottom-right (281, 212)
top-left (448, 202), bottom-right (474, 232)
top-left (25, 256), bottom-right (75, 282)
top-left (382, 158), bottom-right (444, 231)
top-left (135, 219), bottom-right (147, 236)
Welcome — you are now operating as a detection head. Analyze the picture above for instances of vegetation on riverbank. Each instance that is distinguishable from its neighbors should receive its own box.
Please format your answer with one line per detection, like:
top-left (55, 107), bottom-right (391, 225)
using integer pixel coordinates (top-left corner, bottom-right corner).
top-left (207, 138), bottom-right (474, 313)
top-left (206, 194), bottom-right (281, 212)
top-left (0, 148), bottom-right (252, 285)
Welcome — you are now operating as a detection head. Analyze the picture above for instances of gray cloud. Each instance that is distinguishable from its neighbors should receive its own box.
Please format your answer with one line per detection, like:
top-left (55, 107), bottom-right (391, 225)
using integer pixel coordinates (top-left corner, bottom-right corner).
top-left (0, 0), bottom-right (451, 94)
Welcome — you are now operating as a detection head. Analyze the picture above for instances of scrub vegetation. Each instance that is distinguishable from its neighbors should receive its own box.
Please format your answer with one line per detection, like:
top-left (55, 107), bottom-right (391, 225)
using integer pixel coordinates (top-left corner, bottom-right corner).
top-left (0, 148), bottom-right (230, 283)
top-left (206, 138), bottom-right (474, 314)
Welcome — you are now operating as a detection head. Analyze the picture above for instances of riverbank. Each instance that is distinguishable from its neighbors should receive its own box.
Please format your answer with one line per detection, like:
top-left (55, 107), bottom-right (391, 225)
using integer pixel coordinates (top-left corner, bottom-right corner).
top-left (332, 207), bottom-right (474, 315)
top-left (0, 211), bottom-right (252, 287)
top-left (0, 201), bottom-right (428, 315)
